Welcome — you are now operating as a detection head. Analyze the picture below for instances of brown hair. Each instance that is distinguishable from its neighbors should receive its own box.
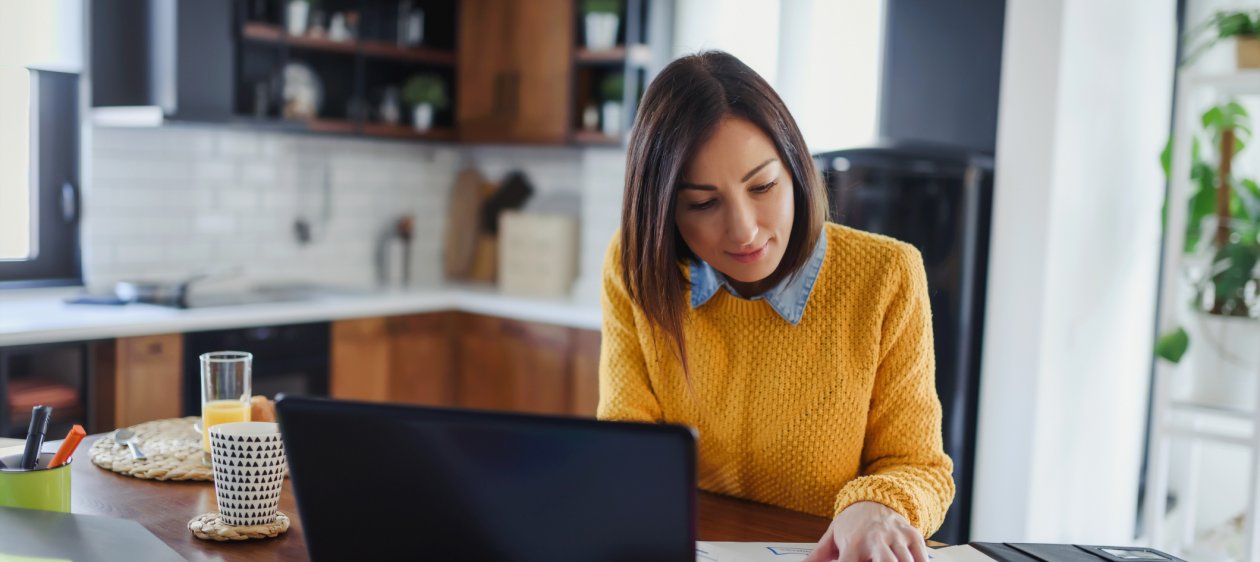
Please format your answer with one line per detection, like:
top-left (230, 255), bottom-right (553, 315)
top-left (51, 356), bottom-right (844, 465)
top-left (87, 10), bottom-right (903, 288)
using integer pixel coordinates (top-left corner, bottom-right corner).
top-left (619, 50), bottom-right (829, 372)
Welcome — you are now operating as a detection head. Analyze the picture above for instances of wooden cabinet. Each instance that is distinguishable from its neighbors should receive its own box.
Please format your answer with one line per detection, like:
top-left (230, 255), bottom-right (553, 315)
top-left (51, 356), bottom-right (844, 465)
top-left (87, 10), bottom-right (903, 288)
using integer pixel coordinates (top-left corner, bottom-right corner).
top-left (333, 312), bottom-right (600, 417)
top-left (331, 313), bottom-right (456, 406)
top-left (331, 317), bottom-right (391, 402)
top-left (569, 329), bottom-right (601, 417)
top-left (457, 0), bottom-right (573, 143)
top-left (94, 334), bottom-right (184, 430)
top-left (455, 314), bottom-right (573, 415)
top-left (388, 314), bottom-right (458, 406)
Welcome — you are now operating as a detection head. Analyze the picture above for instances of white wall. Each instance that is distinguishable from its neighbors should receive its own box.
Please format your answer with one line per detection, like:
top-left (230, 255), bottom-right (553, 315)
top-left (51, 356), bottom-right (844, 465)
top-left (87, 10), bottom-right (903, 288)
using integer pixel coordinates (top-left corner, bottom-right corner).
top-left (973, 0), bottom-right (1175, 542)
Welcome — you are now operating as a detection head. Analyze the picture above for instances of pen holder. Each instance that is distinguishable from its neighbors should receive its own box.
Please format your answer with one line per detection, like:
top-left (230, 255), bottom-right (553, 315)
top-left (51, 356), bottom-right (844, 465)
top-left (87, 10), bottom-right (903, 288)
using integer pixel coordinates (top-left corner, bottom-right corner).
top-left (0, 452), bottom-right (72, 512)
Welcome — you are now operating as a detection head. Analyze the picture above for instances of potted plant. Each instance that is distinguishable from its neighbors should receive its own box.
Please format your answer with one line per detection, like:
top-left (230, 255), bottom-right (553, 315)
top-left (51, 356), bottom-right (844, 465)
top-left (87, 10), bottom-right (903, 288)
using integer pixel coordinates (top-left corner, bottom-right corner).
top-left (401, 74), bottom-right (448, 132)
top-left (1156, 101), bottom-right (1260, 410)
top-left (1183, 10), bottom-right (1260, 68)
top-left (581, 0), bottom-right (623, 52)
top-left (599, 73), bottom-right (624, 136)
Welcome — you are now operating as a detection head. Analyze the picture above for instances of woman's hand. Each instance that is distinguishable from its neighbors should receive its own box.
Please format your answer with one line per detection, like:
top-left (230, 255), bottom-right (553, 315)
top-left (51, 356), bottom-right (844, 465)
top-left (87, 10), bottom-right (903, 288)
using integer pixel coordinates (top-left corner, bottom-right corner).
top-left (801, 501), bottom-right (930, 562)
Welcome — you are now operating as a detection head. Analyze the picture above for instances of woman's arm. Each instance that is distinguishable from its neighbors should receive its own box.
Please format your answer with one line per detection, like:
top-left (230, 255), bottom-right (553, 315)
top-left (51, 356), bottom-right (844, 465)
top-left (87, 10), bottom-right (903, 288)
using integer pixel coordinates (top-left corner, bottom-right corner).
top-left (832, 242), bottom-right (956, 538)
top-left (595, 234), bottom-right (664, 423)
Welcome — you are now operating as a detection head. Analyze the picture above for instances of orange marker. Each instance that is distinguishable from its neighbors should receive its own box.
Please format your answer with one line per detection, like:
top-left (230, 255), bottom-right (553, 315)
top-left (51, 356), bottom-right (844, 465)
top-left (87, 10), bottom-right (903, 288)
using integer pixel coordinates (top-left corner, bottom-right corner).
top-left (47, 424), bottom-right (86, 469)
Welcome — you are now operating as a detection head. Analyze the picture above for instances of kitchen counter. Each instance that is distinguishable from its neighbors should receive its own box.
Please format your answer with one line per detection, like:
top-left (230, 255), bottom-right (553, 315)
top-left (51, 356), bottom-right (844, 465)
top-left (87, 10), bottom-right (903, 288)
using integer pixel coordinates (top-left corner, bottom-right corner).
top-left (0, 284), bottom-right (602, 347)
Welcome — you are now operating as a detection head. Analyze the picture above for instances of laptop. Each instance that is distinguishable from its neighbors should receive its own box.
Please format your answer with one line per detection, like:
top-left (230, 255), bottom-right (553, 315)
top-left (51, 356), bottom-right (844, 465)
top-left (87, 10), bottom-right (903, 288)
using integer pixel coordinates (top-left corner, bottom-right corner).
top-left (275, 395), bottom-right (697, 562)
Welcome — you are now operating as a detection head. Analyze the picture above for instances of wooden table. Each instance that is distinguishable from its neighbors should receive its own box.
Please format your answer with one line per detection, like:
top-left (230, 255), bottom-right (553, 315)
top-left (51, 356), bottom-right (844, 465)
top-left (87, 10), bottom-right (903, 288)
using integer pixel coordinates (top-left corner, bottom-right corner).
top-left (66, 434), bottom-right (836, 561)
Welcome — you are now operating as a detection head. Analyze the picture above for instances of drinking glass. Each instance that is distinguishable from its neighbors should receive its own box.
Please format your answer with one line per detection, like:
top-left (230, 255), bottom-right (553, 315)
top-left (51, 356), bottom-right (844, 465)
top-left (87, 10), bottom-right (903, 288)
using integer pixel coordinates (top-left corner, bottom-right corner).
top-left (200, 351), bottom-right (252, 464)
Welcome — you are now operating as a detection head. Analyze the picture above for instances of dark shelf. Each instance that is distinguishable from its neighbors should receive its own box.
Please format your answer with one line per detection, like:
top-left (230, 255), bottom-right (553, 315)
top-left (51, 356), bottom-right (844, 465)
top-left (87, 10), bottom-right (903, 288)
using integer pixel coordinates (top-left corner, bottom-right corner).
top-left (241, 24), bottom-right (454, 64)
top-left (360, 41), bottom-right (456, 65)
top-left (242, 21), bottom-right (283, 42)
top-left (361, 123), bottom-right (457, 141)
top-left (571, 130), bottom-right (621, 145)
top-left (306, 118), bottom-right (357, 134)
top-left (227, 117), bottom-right (355, 134)
top-left (286, 34), bottom-right (359, 56)
top-left (575, 46), bottom-right (626, 65)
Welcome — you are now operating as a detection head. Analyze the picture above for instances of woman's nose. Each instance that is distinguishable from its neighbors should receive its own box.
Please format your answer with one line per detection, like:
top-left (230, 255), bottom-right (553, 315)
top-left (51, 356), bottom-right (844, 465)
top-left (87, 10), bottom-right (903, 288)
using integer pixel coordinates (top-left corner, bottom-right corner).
top-left (726, 199), bottom-right (759, 248)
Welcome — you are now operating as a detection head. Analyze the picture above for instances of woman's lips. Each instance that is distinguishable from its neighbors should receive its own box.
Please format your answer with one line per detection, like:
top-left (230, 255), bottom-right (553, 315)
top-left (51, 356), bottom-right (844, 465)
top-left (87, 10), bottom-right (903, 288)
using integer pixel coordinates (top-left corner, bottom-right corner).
top-left (726, 241), bottom-right (769, 264)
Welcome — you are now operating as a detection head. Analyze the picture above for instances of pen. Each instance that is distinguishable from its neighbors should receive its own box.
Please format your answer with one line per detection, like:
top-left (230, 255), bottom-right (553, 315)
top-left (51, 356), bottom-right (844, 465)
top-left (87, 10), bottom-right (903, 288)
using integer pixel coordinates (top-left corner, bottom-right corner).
top-left (48, 424), bottom-right (87, 469)
top-left (19, 405), bottom-right (53, 470)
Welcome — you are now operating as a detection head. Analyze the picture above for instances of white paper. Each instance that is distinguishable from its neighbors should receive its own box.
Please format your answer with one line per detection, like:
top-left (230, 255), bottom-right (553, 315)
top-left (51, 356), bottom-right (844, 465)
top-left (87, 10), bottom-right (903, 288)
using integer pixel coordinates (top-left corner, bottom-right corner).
top-left (696, 542), bottom-right (814, 562)
top-left (695, 542), bottom-right (995, 562)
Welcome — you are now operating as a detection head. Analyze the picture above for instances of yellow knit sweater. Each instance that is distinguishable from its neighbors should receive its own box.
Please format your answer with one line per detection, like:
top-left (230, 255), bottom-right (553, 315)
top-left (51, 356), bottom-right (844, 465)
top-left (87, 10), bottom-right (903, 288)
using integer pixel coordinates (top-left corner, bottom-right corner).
top-left (597, 222), bottom-right (955, 537)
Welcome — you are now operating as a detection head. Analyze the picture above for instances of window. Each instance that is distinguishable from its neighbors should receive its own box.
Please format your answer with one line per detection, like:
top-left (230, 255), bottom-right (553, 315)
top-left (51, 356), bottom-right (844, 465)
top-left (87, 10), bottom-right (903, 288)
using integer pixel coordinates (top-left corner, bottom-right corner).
top-left (670, 0), bottom-right (885, 152)
top-left (0, 1), bottom-right (82, 288)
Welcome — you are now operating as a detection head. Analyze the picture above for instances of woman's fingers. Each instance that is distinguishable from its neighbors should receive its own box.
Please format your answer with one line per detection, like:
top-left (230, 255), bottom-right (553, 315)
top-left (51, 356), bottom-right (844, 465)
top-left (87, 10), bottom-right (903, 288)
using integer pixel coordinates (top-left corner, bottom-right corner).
top-left (891, 541), bottom-right (915, 562)
top-left (802, 524), bottom-right (838, 562)
top-left (854, 544), bottom-right (897, 562)
top-left (906, 533), bottom-right (931, 562)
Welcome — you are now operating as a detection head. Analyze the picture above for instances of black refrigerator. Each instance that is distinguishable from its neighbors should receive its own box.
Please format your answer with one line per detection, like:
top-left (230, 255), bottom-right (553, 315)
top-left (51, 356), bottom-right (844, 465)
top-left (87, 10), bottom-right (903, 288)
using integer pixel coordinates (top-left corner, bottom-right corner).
top-left (814, 142), bottom-right (993, 544)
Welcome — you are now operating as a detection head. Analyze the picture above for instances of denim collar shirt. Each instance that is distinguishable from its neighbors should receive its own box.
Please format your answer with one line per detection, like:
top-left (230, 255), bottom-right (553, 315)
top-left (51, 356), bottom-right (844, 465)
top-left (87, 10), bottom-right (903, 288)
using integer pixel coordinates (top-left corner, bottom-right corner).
top-left (688, 232), bottom-right (828, 326)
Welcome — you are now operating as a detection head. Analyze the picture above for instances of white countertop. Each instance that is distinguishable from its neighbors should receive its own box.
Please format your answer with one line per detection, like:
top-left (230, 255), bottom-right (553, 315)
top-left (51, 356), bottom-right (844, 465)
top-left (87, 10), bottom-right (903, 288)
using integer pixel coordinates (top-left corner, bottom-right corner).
top-left (0, 284), bottom-right (602, 347)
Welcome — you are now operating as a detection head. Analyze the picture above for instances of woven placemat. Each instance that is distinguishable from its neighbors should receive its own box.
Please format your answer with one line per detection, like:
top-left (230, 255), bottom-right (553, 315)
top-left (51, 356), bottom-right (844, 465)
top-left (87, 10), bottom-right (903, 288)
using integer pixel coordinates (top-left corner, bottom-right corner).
top-left (188, 511), bottom-right (290, 541)
top-left (90, 416), bottom-right (212, 481)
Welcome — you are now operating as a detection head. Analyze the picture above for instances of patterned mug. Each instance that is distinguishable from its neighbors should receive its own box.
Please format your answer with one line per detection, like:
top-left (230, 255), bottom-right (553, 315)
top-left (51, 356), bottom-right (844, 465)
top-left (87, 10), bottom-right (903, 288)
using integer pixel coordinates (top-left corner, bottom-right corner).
top-left (208, 421), bottom-right (285, 527)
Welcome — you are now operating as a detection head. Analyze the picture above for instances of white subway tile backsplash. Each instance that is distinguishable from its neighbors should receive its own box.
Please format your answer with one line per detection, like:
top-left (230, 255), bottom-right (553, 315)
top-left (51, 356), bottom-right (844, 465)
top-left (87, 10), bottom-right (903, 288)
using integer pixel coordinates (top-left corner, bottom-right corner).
top-left (114, 243), bottom-right (164, 264)
top-left (85, 125), bottom-right (624, 295)
top-left (217, 188), bottom-right (259, 211)
top-left (195, 213), bottom-right (237, 235)
top-left (93, 157), bottom-right (193, 182)
top-left (162, 241), bottom-right (213, 265)
top-left (239, 162), bottom-right (280, 186)
top-left (193, 160), bottom-right (238, 184)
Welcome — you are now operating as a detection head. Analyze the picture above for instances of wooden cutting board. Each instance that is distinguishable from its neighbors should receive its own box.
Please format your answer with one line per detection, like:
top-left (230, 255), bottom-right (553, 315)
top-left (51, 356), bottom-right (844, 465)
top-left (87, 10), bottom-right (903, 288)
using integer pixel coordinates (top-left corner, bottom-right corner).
top-left (466, 178), bottom-right (501, 283)
top-left (443, 168), bottom-right (487, 280)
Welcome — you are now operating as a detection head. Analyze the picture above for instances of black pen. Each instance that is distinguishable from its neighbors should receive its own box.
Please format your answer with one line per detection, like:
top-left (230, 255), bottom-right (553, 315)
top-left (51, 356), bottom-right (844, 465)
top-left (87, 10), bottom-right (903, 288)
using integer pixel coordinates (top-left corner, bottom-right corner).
top-left (20, 405), bottom-right (53, 470)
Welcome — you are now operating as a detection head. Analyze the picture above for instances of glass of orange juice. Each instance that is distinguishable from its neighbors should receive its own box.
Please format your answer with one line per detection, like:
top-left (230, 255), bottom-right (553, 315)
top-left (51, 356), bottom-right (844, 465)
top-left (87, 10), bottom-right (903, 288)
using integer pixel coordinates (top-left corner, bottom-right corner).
top-left (200, 351), bottom-right (252, 465)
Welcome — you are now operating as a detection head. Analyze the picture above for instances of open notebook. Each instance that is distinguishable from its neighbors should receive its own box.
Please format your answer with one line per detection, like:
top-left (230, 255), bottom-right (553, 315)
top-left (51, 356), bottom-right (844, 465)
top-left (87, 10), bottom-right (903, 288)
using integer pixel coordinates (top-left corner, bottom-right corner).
top-left (697, 542), bottom-right (994, 561)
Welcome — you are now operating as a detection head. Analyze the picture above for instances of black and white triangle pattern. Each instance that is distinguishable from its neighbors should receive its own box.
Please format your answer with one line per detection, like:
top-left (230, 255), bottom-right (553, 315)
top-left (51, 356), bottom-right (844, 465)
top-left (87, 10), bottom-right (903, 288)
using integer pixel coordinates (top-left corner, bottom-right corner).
top-left (209, 432), bottom-right (286, 527)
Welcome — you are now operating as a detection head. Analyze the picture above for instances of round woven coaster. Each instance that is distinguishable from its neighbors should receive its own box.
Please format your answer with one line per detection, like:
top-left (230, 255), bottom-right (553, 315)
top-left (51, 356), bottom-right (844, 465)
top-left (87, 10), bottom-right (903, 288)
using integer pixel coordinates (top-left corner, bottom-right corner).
top-left (188, 511), bottom-right (290, 541)
top-left (89, 417), bottom-right (212, 481)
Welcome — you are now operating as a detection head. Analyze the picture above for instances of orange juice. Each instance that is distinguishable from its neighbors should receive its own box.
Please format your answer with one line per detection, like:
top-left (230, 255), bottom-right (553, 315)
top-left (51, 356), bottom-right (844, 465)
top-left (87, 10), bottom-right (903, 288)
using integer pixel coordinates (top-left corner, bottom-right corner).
top-left (202, 399), bottom-right (251, 451)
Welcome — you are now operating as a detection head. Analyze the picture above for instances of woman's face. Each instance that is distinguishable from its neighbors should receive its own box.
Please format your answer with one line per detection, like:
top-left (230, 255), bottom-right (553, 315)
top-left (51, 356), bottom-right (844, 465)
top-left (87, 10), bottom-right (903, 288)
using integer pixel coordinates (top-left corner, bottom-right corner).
top-left (675, 116), bottom-right (795, 295)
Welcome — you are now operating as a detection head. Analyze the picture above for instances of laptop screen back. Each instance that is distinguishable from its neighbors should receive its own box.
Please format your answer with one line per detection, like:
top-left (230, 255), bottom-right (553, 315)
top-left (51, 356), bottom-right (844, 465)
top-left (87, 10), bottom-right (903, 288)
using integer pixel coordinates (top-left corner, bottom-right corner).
top-left (276, 396), bottom-right (696, 562)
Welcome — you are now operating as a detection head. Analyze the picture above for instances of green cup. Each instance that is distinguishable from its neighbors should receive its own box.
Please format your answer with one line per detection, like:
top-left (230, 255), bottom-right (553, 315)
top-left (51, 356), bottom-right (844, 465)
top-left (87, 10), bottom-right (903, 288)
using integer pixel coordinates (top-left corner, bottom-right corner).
top-left (0, 452), bottom-right (71, 512)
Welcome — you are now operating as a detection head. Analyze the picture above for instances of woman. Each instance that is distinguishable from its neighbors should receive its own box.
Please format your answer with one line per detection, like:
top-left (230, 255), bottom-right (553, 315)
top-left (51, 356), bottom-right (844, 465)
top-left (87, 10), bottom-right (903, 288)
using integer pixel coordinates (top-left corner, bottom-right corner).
top-left (597, 51), bottom-right (955, 562)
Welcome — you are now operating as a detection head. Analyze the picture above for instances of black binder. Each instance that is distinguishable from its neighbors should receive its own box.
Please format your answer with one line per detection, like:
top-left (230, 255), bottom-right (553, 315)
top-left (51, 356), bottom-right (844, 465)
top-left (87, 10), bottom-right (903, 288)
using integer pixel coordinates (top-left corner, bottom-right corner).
top-left (972, 542), bottom-right (1186, 562)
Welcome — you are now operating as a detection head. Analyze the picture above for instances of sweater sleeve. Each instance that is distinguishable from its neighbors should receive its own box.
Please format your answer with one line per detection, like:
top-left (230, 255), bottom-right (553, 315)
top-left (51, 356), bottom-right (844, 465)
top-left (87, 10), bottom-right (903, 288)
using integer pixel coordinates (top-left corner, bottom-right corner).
top-left (595, 233), bottom-right (664, 423)
top-left (832, 243), bottom-right (956, 538)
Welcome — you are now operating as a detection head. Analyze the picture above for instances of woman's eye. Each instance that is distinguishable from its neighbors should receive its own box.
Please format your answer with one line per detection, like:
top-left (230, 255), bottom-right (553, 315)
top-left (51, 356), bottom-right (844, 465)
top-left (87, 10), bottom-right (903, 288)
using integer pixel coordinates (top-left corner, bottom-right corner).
top-left (751, 180), bottom-right (777, 193)
top-left (688, 199), bottom-right (716, 211)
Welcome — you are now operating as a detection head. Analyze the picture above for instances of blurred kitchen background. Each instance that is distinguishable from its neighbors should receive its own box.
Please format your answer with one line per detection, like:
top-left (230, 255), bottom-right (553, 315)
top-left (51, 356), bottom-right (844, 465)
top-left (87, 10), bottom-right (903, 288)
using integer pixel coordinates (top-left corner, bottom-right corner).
top-left (10, 0), bottom-right (1260, 560)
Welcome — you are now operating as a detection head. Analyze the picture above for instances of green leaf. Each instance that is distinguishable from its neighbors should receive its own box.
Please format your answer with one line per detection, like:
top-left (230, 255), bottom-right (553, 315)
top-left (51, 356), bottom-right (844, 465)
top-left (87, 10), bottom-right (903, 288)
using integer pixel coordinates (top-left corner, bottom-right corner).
top-left (1185, 161), bottom-right (1218, 253)
top-left (1155, 328), bottom-right (1190, 363)
top-left (600, 73), bottom-right (625, 103)
top-left (1159, 137), bottom-right (1169, 178)
top-left (1203, 105), bottom-right (1223, 130)
top-left (581, 0), bottom-right (623, 15)
top-left (401, 74), bottom-right (449, 110)
top-left (1217, 12), bottom-right (1254, 38)
top-left (1210, 242), bottom-right (1260, 313)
